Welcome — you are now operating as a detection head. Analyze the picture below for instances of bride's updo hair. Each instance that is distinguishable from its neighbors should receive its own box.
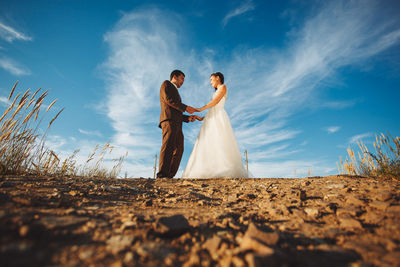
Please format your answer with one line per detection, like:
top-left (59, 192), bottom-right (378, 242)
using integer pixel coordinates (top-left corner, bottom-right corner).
top-left (211, 72), bottom-right (224, 84)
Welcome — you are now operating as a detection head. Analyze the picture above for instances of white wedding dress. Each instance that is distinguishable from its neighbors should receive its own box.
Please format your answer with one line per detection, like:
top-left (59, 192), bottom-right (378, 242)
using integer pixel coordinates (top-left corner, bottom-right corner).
top-left (182, 87), bottom-right (248, 178)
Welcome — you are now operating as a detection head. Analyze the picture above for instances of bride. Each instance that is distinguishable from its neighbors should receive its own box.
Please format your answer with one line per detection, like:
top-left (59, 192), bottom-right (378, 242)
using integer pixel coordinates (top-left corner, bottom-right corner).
top-left (182, 72), bottom-right (248, 178)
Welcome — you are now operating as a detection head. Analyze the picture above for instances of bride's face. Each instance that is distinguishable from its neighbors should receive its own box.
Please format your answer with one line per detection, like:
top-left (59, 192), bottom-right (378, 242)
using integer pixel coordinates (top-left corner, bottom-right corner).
top-left (210, 75), bottom-right (220, 88)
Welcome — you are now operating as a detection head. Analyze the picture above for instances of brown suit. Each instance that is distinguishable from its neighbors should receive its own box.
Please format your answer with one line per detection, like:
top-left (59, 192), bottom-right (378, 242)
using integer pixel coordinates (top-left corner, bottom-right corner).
top-left (157, 80), bottom-right (190, 178)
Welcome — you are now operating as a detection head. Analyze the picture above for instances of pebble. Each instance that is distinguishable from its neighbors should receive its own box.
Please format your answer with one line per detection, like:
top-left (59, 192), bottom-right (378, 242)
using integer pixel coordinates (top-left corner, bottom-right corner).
top-left (106, 235), bottom-right (134, 254)
top-left (369, 200), bottom-right (390, 210)
top-left (304, 207), bottom-right (319, 217)
top-left (19, 225), bottom-right (29, 237)
top-left (155, 214), bottom-right (190, 237)
top-left (339, 217), bottom-right (363, 229)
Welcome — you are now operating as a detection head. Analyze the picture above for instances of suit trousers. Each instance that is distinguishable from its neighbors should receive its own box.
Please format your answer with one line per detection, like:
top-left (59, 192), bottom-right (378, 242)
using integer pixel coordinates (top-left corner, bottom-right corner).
top-left (157, 121), bottom-right (184, 178)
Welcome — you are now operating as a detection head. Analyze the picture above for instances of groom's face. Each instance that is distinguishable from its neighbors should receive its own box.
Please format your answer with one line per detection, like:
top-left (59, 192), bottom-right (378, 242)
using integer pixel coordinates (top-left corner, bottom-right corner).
top-left (175, 74), bottom-right (185, 88)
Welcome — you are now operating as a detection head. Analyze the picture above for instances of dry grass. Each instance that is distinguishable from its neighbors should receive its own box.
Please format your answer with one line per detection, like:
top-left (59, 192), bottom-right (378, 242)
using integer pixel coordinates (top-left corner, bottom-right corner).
top-left (338, 132), bottom-right (400, 179)
top-left (0, 82), bottom-right (127, 178)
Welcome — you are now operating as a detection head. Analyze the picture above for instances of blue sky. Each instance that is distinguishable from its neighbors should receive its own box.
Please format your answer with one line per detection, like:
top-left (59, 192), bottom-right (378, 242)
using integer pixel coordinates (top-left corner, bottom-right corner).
top-left (1, 0), bottom-right (399, 178)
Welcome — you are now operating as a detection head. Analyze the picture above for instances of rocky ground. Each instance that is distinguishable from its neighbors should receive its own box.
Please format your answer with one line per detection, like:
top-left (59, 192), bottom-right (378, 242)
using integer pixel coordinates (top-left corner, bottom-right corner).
top-left (0, 175), bottom-right (399, 267)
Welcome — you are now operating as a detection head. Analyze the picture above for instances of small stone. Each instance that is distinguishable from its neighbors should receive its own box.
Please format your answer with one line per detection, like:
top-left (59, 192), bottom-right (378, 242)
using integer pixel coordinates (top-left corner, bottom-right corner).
top-left (110, 260), bottom-right (123, 267)
top-left (219, 254), bottom-right (232, 267)
top-left (345, 197), bottom-right (364, 206)
top-left (247, 194), bottom-right (257, 199)
top-left (375, 191), bottom-right (392, 201)
top-left (245, 253), bottom-right (257, 267)
top-left (240, 237), bottom-right (274, 255)
top-left (387, 205), bottom-right (400, 213)
top-left (227, 195), bottom-right (238, 202)
top-left (244, 223), bottom-right (280, 246)
top-left (19, 225), bottom-right (29, 237)
top-left (39, 215), bottom-right (88, 229)
top-left (369, 200), bottom-right (389, 210)
top-left (136, 242), bottom-right (172, 259)
top-left (339, 217), bottom-right (362, 229)
top-left (382, 252), bottom-right (400, 265)
top-left (106, 235), bottom-right (134, 254)
top-left (69, 190), bottom-right (78, 196)
top-left (231, 256), bottom-right (246, 267)
top-left (0, 210), bottom-right (6, 219)
top-left (336, 206), bottom-right (361, 217)
top-left (327, 183), bottom-right (345, 189)
top-left (155, 214), bottom-right (190, 237)
top-left (124, 252), bottom-right (134, 263)
top-left (304, 207), bottom-right (319, 218)
top-left (12, 197), bottom-right (31, 205)
top-left (203, 235), bottom-right (222, 260)
top-left (144, 199), bottom-right (153, 206)
top-left (79, 248), bottom-right (94, 260)
top-left (183, 252), bottom-right (200, 267)
top-left (121, 221), bottom-right (136, 231)
top-left (228, 220), bottom-right (242, 231)
top-left (361, 211), bottom-right (383, 224)
top-left (299, 190), bottom-right (307, 201)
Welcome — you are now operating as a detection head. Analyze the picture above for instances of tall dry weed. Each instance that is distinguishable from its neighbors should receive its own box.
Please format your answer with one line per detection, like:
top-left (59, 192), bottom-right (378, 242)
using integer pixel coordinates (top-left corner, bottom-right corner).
top-left (338, 132), bottom-right (400, 179)
top-left (0, 82), bottom-right (127, 178)
top-left (0, 82), bottom-right (62, 174)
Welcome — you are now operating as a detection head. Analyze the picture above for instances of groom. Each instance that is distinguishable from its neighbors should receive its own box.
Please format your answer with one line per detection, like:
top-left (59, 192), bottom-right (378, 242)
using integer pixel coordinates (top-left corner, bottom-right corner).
top-left (157, 70), bottom-right (197, 179)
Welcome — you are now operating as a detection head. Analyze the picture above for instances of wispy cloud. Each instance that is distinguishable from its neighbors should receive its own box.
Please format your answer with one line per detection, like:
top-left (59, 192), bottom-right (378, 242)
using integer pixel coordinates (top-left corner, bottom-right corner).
top-left (78, 129), bottom-right (103, 137)
top-left (0, 56), bottom-right (31, 75)
top-left (0, 22), bottom-right (32, 43)
top-left (100, 8), bottom-right (215, 177)
top-left (222, 0), bottom-right (255, 27)
top-left (98, 1), bottom-right (400, 177)
top-left (0, 96), bottom-right (9, 106)
top-left (349, 133), bottom-right (372, 144)
top-left (324, 126), bottom-right (341, 134)
top-left (225, 0), bottom-right (400, 172)
top-left (320, 100), bottom-right (357, 109)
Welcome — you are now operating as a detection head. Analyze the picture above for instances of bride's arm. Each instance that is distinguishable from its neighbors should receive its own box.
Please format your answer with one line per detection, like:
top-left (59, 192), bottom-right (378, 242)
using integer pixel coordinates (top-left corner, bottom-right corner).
top-left (198, 85), bottom-right (227, 111)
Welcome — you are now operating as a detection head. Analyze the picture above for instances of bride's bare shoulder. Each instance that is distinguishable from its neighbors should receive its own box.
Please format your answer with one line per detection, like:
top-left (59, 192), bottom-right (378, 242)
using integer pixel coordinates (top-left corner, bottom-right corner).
top-left (217, 84), bottom-right (227, 93)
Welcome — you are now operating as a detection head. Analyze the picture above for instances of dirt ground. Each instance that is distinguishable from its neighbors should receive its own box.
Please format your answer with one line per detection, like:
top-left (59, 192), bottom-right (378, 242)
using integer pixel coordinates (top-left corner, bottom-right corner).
top-left (0, 175), bottom-right (399, 266)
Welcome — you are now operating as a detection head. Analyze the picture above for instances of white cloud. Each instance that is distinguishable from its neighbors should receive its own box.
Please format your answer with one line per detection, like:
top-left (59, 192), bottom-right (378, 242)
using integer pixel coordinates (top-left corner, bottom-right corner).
top-left (0, 22), bottom-right (32, 43)
top-left (100, 8), bottom-right (214, 177)
top-left (224, 0), bottom-right (400, 176)
top-left (320, 100), bottom-right (356, 109)
top-left (222, 0), bottom-right (255, 27)
top-left (325, 126), bottom-right (341, 134)
top-left (78, 129), bottom-right (103, 137)
top-left (0, 57), bottom-right (31, 75)
top-left (0, 96), bottom-right (9, 106)
top-left (349, 133), bottom-right (372, 144)
top-left (97, 1), bottom-right (400, 178)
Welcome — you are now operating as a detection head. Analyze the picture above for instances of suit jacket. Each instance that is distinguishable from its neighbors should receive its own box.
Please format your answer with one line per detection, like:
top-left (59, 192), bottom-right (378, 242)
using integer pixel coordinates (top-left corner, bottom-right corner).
top-left (159, 80), bottom-right (190, 128)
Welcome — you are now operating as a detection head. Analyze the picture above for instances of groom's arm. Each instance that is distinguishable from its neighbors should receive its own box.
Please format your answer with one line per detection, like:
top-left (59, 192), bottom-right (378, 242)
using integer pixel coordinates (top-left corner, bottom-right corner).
top-left (161, 81), bottom-right (187, 112)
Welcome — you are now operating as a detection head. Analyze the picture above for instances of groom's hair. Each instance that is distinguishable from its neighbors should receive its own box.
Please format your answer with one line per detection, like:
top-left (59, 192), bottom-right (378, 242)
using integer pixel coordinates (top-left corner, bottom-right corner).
top-left (170, 70), bottom-right (185, 80)
top-left (211, 72), bottom-right (224, 84)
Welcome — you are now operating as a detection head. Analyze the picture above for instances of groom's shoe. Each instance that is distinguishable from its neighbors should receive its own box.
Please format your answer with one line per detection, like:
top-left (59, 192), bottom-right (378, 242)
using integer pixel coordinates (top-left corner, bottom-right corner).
top-left (157, 176), bottom-right (174, 179)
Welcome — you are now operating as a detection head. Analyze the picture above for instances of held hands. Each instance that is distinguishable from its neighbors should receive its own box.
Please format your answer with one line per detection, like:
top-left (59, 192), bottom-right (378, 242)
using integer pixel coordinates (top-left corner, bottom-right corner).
top-left (194, 115), bottom-right (204, 121)
top-left (186, 106), bottom-right (203, 114)
top-left (188, 115), bottom-right (204, 122)
top-left (186, 106), bottom-right (196, 114)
